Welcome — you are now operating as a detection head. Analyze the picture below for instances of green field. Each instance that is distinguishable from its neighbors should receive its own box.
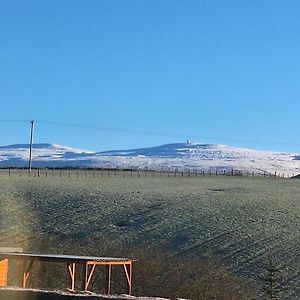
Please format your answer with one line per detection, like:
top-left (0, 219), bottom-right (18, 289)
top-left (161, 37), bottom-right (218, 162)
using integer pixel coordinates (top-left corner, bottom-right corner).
top-left (0, 173), bottom-right (299, 299)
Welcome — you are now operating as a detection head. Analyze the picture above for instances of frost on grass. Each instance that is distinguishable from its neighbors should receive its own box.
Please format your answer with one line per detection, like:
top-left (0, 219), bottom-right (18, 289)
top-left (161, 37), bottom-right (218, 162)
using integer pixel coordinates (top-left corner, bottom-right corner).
top-left (0, 175), bottom-right (299, 298)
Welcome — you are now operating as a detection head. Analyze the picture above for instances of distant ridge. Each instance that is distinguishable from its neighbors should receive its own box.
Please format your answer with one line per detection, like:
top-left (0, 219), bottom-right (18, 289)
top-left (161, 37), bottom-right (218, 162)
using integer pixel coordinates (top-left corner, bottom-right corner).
top-left (0, 143), bottom-right (53, 149)
top-left (0, 143), bottom-right (93, 151)
top-left (99, 143), bottom-right (218, 157)
top-left (0, 142), bottom-right (299, 175)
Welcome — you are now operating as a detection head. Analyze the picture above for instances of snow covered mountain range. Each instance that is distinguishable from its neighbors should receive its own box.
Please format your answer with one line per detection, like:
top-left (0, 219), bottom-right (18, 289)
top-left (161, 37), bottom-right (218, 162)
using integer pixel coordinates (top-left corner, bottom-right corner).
top-left (0, 142), bottom-right (300, 175)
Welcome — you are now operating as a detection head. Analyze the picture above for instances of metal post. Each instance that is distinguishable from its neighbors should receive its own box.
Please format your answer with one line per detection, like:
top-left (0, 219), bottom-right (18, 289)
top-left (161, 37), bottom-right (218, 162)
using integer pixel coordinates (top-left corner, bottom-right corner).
top-left (28, 120), bottom-right (34, 172)
top-left (107, 264), bottom-right (112, 294)
top-left (82, 263), bottom-right (88, 291)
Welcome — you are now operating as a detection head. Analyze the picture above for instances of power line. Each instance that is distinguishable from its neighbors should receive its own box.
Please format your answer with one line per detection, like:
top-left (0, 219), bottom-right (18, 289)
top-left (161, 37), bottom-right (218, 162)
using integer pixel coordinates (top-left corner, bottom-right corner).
top-left (0, 119), bottom-right (31, 123)
top-left (36, 119), bottom-right (300, 148)
top-left (36, 120), bottom-right (184, 138)
top-left (1, 118), bottom-right (300, 148)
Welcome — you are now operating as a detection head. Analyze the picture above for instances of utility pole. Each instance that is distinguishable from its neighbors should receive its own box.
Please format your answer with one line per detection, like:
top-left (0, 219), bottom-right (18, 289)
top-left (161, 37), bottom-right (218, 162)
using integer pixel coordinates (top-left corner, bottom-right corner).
top-left (28, 120), bottom-right (34, 172)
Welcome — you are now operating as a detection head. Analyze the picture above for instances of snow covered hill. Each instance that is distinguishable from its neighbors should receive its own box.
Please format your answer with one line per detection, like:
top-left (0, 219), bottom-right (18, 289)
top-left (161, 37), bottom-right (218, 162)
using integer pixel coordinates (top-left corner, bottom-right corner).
top-left (0, 142), bottom-right (300, 175)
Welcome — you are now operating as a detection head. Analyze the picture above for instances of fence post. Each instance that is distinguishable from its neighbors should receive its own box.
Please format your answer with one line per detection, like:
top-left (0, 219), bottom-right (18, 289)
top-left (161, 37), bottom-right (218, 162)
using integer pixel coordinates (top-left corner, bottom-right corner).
top-left (8, 168), bottom-right (10, 177)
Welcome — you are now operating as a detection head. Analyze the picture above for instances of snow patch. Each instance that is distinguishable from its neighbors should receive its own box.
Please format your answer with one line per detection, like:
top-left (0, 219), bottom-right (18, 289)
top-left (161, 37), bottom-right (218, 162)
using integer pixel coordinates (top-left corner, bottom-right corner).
top-left (0, 142), bottom-right (299, 175)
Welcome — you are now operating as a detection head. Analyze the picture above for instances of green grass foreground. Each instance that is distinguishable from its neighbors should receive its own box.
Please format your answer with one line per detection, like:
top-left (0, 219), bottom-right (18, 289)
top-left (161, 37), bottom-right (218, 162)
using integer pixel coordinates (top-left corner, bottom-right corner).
top-left (0, 173), bottom-right (299, 299)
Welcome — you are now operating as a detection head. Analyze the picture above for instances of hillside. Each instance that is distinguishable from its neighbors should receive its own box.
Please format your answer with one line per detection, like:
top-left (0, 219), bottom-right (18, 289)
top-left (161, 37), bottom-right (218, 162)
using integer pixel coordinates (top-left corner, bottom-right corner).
top-left (0, 175), bottom-right (299, 298)
top-left (0, 142), bottom-right (300, 175)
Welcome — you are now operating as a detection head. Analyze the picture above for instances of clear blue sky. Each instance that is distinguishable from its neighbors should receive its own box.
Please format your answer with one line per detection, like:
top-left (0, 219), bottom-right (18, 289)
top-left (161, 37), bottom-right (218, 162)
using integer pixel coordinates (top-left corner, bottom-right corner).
top-left (1, 0), bottom-right (300, 152)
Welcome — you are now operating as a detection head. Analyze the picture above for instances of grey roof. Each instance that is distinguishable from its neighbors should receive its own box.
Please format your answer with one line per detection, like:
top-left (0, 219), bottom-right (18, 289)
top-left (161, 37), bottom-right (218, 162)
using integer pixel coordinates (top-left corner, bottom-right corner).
top-left (0, 252), bottom-right (136, 263)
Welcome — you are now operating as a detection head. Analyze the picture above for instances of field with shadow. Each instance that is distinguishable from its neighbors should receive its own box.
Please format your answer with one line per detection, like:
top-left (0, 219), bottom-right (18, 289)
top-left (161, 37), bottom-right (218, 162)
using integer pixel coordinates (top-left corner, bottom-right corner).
top-left (0, 173), bottom-right (299, 299)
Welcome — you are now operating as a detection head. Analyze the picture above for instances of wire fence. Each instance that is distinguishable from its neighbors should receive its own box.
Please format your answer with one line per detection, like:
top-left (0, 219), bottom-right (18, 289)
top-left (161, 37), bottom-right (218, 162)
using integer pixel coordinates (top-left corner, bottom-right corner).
top-left (0, 168), bottom-right (294, 179)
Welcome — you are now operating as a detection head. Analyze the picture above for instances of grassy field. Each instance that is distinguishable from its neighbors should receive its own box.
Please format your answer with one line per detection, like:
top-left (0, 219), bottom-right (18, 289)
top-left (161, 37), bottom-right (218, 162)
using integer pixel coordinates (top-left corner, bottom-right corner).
top-left (0, 173), bottom-right (299, 299)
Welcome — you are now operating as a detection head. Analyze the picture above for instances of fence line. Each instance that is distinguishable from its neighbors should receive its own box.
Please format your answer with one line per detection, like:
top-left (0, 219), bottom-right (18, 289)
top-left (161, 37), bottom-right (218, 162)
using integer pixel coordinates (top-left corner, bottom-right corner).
top-left (0, 168), bottom-right (294, 179)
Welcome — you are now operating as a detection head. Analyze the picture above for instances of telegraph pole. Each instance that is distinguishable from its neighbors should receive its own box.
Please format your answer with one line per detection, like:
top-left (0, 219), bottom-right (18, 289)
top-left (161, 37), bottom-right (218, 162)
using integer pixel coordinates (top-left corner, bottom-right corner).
top-left (28, 120), bottom-right (34, 172)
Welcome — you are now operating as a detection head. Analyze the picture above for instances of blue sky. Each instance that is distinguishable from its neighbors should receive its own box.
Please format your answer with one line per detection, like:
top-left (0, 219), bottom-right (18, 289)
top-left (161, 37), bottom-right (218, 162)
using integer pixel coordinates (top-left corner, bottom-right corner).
top-left (1, 0), bottom-right (300, 152)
